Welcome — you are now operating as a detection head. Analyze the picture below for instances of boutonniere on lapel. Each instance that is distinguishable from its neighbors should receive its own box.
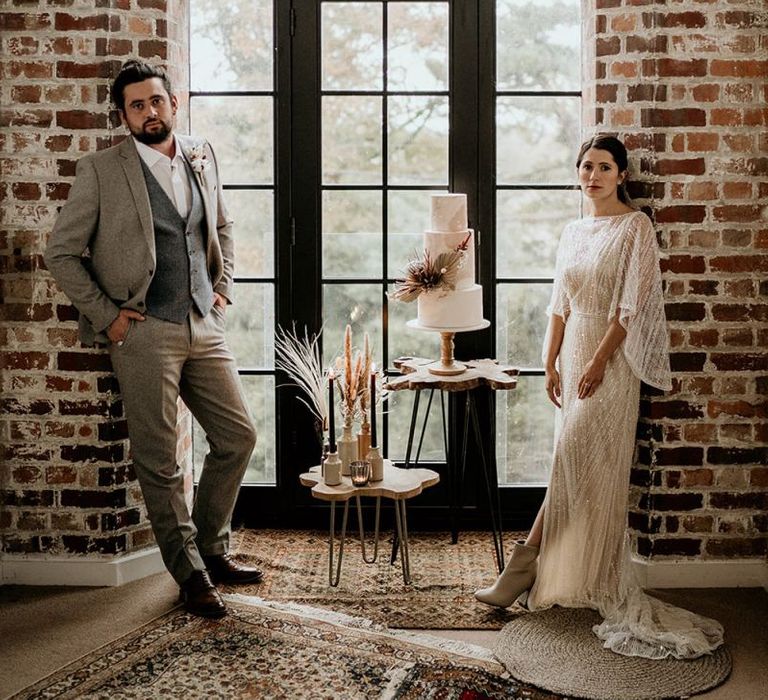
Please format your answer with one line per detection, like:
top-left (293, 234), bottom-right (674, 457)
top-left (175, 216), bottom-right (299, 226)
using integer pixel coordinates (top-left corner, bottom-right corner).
top-left (186, 143), bottom-right (211, 175)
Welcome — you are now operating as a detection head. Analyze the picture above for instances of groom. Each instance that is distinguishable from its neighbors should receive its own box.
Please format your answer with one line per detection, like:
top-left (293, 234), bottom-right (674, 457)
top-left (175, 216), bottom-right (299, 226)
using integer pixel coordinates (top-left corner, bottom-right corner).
top-left (45, 59), bottom-right (262, 618)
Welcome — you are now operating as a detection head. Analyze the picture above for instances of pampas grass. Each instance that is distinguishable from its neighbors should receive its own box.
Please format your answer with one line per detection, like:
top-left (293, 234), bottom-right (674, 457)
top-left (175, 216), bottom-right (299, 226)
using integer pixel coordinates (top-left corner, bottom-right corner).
top-left (275, 325), bottom-right (328, 431)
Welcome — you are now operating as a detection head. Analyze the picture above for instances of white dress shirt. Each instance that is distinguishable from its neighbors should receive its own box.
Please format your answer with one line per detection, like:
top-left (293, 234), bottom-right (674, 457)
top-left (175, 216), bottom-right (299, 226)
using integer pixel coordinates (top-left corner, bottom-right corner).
top-left (133, 135), bottom-right (192, 219)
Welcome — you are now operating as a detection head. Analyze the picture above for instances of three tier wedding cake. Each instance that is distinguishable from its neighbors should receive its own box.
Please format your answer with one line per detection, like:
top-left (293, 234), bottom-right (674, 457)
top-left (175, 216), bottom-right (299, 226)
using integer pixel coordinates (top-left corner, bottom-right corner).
top-left (411, 193), bottom-right (484, 329)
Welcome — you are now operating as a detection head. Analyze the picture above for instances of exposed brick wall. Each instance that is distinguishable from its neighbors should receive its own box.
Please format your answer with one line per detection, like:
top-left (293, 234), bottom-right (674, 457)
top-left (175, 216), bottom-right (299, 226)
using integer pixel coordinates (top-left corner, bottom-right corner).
top-left (584, 0), bottom-right (767, 562)
top-left (0, 0), bottom-right (190, 562)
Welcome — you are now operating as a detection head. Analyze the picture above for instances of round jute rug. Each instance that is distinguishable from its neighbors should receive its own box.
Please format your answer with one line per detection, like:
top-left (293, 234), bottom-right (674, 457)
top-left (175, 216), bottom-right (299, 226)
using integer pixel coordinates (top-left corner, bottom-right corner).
top-left (493, 608), bottom-right (731, 700)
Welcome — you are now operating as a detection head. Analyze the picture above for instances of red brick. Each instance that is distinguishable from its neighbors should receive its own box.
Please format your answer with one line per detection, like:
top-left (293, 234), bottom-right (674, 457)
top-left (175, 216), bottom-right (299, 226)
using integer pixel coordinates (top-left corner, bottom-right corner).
top-left (687, 133), bottom-right (719, 152)
top-left (596, 36), bottom-right (620, 56)
top-left (653, 538), bottom-right (702, 557)
top-left (708, 447), bottom-right (767, 465)
top-left (6, 60), bottom-right (53, 79)
top-left (655, 158), bottom-right (706, 176)
top-left (626, 35), bottom-right (667, 54)
top-left (670, 353), bottom-right (706, 373)
top-left (45, 466), bottom-right (78, 485)
top-left (0, 352), bottom-right (50, 370)
top-left (711, 354), bottom-right (767, 372)
top-left (688, 329), bottom-right (718, 347)
top-left (1, 110), bottom-right (54, 128)
top-left (56, 61), bottom-right (121, 80)
top-left (95, 38), bottom-right (133, 56)
top-left (661, 255), bottom-right (706, 275)
top-left (56, 111), bottom-right (109, 130)
top-left (722, 182), bottom-right (753, 200)
top-left (11, 183), bottom-right (42, 200)
top-left (656, 206), bottom-right (706, 224)
top-left (691, 84), bottom-right (720, 102)
top-left (711, 109), bottom-right (742, 126)
top-left (706, 539), bottom-right (766, 557)
top-left (688, 280), bottom-right (718, 296)
top-left (54, 12), bottom-right (110, 31)
top-left (711, 255), bottom-right (768, 273)
top-left (712, 304), bottom-right (749, 322)
top-left (722, 329), bottom-right (754, 347)
top-left (710, 60), bottom-right (768, 78)
top-left (650, 400), bottom-right (704, 420)
top-left (657, 58), bottom-right (708, 78)
top-left (665, 302), bottom-right (706, 321)
top-left (138, 39), bottom-right (167, 60)
top-left (611, 62), bottom-right (638, 79)
top-left (0, 12), bottom-right (51, 30)
top-left (11, 85), bottom-right (42, 104)
top-left (713, 206), bottom-right (763, 223)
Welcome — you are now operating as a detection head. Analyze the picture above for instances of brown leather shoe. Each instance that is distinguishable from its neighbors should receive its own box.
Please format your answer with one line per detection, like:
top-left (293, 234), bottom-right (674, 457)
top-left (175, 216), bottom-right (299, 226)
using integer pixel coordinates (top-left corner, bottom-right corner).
top-left (202, 553), bottom-right (264, 585)
top-left (179, 570), bottom-right (227, 618)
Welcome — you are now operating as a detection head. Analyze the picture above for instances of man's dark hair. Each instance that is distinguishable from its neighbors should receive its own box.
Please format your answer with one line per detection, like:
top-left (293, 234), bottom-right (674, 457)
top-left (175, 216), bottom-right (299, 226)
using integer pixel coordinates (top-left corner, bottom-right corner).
top-left (111, 60), bottom-right (173, 112)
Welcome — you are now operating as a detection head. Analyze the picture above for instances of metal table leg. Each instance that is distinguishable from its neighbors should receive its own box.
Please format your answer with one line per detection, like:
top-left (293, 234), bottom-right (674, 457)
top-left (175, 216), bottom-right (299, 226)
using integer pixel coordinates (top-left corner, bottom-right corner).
top-left (393, 499), bottom-right (412, 584)
top-left (328, 499), bottom-right (350, 587)
top-left (356, 494), bottom-right (380, 564)
top-left (469, 392), bottom-right (505, 573)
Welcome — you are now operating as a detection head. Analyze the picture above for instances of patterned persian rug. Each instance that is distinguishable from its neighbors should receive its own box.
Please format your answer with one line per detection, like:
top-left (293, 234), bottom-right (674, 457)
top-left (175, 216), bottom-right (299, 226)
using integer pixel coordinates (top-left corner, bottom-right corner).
top-left (226, 528), bottom-right (525, 629)
top-left (12, 596), bottom-right (556, 699)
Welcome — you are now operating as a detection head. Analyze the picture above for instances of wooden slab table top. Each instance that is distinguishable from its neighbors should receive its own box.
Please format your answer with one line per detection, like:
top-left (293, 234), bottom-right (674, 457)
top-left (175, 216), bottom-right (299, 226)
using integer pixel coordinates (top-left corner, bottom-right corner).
top-left (299, 460), bottom-right (439, 501)
top-left (384, 357), bottom-right (518, 393)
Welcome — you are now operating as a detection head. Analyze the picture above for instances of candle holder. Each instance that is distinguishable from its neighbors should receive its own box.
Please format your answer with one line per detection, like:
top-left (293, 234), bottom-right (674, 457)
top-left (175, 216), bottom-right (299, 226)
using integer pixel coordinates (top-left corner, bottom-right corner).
top-left (366, 445), bottom-right (384, 482)
top-left (349, 460), bottom-right (371, 487)
top-left (338, 421), bottom-right (357, 476)
top-left (323, 450), bottom-right (341, 486)
top-left (357, 421), bottom-right (371, 461)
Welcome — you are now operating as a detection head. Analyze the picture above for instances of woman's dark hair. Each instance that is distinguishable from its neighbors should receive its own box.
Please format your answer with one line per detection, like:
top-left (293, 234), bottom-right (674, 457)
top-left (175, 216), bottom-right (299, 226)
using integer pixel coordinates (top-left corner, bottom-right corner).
top-left (111, 60), bottom-right (172, 112)
top-left (576, 134), bottom-right (631, 204)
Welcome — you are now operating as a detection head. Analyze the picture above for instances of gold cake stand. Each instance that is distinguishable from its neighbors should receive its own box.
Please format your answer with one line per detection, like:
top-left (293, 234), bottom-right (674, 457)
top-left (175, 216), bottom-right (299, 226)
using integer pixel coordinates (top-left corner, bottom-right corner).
top-left (406, 319), bottom-right (490, 376)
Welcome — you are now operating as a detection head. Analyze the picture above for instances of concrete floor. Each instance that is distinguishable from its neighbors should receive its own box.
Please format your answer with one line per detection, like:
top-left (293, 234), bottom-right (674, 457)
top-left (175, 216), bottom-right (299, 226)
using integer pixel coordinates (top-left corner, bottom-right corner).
top-left (1, 571), bottom-right (766, 699)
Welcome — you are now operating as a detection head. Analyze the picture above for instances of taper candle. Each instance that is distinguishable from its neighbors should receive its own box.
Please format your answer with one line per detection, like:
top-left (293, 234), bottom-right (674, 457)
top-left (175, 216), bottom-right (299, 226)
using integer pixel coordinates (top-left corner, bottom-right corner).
top-left (328, 369), bottom-right (336, 453)
top-left (370, 363), bottom-right (377, 448)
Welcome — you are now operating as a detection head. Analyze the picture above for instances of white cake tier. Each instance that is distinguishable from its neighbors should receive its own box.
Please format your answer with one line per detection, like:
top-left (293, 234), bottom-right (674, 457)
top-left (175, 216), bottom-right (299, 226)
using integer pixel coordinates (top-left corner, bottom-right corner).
top-left (423, 229), bottom-right (475, 290)
top-left (417, 283), bottom-right (483, 329)
top-left (431, 193), bottom-right (467, 232)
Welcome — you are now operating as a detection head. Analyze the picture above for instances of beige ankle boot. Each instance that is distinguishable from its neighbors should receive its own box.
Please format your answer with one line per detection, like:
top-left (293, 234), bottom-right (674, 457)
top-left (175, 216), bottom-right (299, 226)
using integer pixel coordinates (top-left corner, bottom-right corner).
top-left (474, 540), bottom-right (539, 608)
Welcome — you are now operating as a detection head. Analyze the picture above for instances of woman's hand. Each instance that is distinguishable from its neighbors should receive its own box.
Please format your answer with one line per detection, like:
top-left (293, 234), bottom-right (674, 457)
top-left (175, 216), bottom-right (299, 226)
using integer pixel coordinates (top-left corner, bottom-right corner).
top-left (578, 357), bottom-right (607, 399)
top-left (545, 366), bottom-right (562, 408)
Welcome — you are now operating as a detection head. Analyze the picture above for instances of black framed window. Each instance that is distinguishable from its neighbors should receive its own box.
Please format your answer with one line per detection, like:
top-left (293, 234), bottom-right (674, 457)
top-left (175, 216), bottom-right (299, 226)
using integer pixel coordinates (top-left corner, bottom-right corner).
top-left (189, 0), bottom-right (278, 485)
top-left (186, 0), bottom-right (582, 522)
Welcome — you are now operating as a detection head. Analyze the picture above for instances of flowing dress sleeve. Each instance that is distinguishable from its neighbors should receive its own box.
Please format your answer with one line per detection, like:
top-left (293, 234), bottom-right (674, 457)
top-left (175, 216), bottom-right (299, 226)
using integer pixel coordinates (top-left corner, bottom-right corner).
top-left (546, 223), bottom-right (572, 321)
top-left (610, 213), bottom-right (672, 391)
top-left (541, 223), bottom-right (572, 367)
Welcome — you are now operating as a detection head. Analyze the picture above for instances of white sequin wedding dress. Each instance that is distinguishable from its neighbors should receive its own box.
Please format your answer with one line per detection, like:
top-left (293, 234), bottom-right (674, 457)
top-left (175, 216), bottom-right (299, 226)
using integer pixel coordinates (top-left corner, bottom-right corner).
top-left (528, 210), bottom-right (724, 659)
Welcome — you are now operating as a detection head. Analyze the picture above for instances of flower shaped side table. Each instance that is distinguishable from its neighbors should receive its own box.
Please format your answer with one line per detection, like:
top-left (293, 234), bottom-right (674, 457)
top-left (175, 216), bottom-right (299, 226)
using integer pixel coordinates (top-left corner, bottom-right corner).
top-left (299, 460), bottom-right (439, 586)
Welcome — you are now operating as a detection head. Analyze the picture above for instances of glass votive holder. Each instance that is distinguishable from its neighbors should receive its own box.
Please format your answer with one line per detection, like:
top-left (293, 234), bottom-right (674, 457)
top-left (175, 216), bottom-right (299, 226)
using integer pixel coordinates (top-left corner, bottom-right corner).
top-left (349, 460), bottom-right (371, 487)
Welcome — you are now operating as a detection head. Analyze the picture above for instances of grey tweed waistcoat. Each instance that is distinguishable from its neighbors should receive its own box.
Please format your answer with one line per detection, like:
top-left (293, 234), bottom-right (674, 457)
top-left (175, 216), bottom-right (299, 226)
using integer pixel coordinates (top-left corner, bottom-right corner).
top-left (140, 157), bottom-right (214, 323)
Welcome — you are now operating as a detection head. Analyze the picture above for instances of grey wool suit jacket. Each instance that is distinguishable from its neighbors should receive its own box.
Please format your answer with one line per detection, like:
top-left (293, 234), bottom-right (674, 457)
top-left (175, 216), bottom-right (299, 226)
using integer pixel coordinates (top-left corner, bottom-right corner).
top-left (45, 135), bottom-right (234, 345)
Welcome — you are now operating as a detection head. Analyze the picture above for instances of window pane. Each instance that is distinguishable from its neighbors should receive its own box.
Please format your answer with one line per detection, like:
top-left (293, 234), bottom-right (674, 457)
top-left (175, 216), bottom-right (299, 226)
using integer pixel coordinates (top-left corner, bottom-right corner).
top-left (387, 189), bottom-right (447, 275)
top-left (192, 375), bottom-right (276, 484)
top-left (386, 388), bottom-right (445, 462)
top-left (226, 283), bottom-right (275, 369)
top-left (387, 2), bottom-right (449, 92)
top-left (323, 190), bottom-right (383, 279)
top-left (226, 189), bottom-right (273, 278)
top-left (322, 2), bottom-right (383, 91)
top-left (190, 96), bottom-right (273, 185)
top-left (497, 0), bottom-right (580, 92)
top-left (388, 95), bottom-right (449, 185)
top-left (388, 283), bottom-right (441, 363)
top-left (496, 376), bottom-right (554, 485)
top-left (496, 96), bottom-right (580, 185)
top-left (496, 283), bottom-right (551, 369)
top-left (496, 189), bottom-right (580, 277)
top-left (322, 283), bottom-right (383, 367)
top-left (322, 96), bottom-right (382, 185)
top-left (190, 0), bottom-right (273, 91)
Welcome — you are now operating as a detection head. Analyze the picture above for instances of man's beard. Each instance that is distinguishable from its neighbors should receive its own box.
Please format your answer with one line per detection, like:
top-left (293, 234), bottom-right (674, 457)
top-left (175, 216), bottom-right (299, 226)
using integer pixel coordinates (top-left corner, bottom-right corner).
top-left (131, 118), bottom-right (172, 145)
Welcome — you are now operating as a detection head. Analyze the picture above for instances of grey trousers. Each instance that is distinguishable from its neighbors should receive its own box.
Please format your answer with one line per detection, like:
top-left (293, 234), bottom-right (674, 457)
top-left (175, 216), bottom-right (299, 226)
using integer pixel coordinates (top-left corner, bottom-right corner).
top-left (107, 305), bottom-right (256, 584)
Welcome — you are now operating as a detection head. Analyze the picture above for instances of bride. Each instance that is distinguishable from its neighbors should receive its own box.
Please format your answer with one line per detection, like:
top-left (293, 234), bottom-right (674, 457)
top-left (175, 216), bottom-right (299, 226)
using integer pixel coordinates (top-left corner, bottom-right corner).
top-left (475, 134), bottom-right (724, 660)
